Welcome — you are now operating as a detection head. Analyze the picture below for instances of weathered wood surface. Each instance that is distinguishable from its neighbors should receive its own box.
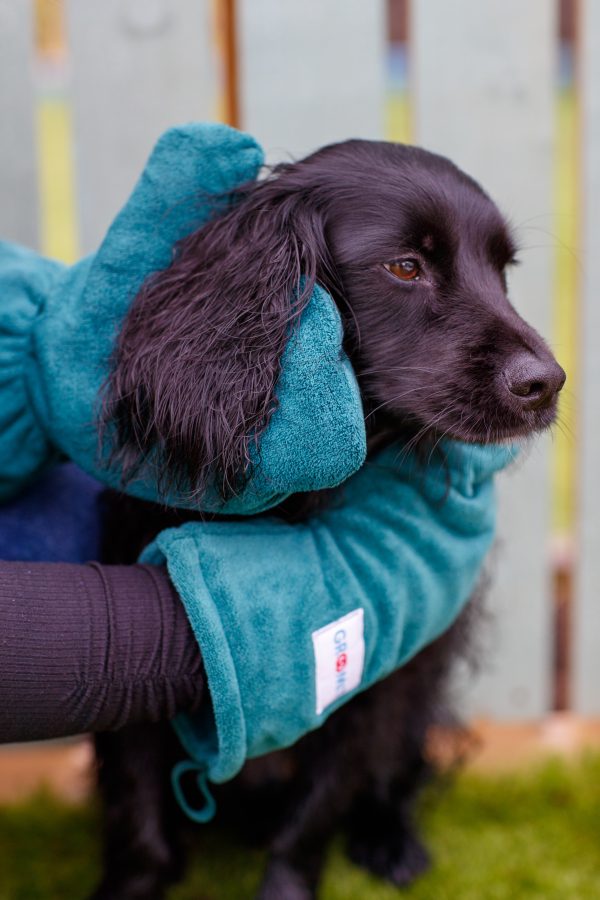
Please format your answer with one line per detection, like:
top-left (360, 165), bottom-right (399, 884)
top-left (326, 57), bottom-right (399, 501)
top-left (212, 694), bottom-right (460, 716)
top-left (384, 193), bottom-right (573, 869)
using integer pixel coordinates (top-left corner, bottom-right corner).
top-left (412, 0), bottom-right (557, 717)
top-left (0, 0), bottom-right (38, 247)
top-left (573, 0), bottom-right (600, 714)
top-left (66, 0), bottom-right (218, 253)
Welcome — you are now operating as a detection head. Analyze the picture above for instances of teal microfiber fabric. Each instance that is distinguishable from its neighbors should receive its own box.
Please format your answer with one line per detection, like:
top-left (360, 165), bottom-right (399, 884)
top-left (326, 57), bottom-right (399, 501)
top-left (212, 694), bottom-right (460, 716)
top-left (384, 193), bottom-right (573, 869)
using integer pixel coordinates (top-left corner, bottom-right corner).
top-left (0, 123), bottom-right (366, 512)
top-left (141, 440), bottom-right (516, 819)
top-left (0, 121), bottom-right (515, 827)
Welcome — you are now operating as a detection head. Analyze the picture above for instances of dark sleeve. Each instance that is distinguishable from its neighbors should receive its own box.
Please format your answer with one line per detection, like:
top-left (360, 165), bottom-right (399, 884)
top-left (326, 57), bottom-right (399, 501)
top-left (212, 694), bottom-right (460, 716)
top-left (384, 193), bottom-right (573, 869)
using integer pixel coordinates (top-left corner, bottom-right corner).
top-left (0, 561), bottom-right (205, 743)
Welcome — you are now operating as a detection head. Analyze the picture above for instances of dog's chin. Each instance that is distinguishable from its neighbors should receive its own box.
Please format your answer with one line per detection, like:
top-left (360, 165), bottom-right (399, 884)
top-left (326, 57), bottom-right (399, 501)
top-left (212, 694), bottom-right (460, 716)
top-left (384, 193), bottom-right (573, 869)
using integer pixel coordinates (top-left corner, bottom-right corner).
top-left (391, 399), bottom-right (559, 450)
top-left (436, 403), bottom-right (559, 447)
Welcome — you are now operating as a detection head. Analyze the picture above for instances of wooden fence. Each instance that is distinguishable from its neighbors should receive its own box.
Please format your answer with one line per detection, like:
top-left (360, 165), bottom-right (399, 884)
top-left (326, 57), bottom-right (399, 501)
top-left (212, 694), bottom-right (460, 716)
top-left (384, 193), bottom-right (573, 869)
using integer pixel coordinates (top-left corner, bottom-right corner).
top-left (0, 0), bottom-right (595, 724)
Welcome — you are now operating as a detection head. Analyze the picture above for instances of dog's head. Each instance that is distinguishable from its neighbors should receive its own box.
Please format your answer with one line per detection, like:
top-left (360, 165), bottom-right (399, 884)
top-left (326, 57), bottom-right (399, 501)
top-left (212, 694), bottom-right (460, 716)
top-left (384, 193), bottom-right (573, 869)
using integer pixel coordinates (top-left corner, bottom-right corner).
top-left (105, 139), bottom-right (564, 499)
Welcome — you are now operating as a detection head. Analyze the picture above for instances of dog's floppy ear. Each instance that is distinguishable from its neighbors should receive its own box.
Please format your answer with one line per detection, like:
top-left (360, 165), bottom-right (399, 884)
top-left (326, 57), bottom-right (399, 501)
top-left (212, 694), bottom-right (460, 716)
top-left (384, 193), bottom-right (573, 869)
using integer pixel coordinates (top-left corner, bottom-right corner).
top-left (104, 175), bottom-right (338, 502)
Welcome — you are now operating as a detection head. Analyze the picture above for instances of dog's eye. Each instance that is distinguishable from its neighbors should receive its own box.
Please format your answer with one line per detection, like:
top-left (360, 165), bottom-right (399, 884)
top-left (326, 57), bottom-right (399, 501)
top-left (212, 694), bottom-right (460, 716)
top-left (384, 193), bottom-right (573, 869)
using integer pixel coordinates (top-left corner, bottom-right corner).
top-left (384, 259), bottom-right (421, 282)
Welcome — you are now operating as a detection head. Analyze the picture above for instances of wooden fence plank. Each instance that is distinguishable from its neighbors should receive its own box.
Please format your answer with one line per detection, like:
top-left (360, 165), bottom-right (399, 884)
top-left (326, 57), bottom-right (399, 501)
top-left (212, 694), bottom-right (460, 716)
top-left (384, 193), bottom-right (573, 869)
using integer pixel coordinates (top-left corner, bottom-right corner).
top-left (573, 0), bottom-right (600, 714)
top-left (412, 0), bottom-right (557, 718)
top-left (237, 0), bottom-right (386, 164)
top-left (0, 0), bottom-right (38, 247)
top-left (65, 0), bottom-right (219, 254)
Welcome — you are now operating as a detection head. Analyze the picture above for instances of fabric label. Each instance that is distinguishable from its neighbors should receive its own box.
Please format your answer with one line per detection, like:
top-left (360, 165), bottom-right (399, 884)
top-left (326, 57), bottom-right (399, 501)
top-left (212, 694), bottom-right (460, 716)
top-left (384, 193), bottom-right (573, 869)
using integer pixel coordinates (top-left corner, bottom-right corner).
top-left (312, 608), bottom-right (365, 715)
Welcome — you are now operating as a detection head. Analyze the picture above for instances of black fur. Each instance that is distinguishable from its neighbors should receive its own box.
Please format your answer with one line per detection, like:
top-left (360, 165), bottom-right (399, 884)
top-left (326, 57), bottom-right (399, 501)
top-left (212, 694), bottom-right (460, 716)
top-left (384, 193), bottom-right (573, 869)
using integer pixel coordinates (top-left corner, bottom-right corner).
top-left (93, 139), bottom-right (564, 899)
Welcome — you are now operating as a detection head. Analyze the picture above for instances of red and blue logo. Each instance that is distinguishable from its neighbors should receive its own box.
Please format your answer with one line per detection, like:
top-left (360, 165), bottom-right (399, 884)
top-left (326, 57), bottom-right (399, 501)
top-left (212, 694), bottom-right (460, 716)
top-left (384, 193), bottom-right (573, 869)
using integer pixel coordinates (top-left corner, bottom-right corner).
top-left (334, 629), bottom-right (348, 695)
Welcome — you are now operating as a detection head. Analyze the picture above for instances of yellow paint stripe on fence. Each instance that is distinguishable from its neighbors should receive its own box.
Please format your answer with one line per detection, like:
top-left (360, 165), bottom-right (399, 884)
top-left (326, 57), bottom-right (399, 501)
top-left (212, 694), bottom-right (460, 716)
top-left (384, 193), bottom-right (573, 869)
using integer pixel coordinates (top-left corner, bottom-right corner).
top-left (36, 96), bottom-right (78, 264)
top-left (552, 89), bottom-right (578, 534)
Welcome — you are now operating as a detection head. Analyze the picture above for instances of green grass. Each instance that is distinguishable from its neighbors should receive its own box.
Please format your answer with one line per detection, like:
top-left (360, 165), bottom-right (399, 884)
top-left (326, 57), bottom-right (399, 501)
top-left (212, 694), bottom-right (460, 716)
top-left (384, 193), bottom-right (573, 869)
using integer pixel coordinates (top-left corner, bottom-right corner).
top-left (2, 754), bottom-right (600, 899)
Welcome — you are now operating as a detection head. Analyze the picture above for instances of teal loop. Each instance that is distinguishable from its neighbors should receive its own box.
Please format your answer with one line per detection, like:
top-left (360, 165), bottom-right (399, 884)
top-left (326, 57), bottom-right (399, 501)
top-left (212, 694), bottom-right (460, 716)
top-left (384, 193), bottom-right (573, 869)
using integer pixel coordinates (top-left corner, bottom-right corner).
top-left (170, 759), bottom-right (216, 823)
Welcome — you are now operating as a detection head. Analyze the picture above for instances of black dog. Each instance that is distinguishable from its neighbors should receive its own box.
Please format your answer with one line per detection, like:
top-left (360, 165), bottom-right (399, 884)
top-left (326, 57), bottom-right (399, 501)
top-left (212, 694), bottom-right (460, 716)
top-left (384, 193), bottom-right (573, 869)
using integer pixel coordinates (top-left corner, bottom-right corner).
top-left (93, 140), bottom-right (564, 899)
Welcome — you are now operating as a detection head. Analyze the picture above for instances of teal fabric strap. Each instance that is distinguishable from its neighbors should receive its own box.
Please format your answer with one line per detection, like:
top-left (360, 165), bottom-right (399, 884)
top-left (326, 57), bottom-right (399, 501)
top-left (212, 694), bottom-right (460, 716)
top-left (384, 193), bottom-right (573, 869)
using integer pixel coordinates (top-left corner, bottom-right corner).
top-left (171, 759), bottom-right (217, 824)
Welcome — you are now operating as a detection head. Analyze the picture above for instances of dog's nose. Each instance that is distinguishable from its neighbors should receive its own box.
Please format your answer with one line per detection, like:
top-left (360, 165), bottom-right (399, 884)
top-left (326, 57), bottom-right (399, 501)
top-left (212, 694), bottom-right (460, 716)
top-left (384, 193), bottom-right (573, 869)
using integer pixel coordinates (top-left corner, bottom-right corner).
top-left (503, 353), bottom-right (566, 410)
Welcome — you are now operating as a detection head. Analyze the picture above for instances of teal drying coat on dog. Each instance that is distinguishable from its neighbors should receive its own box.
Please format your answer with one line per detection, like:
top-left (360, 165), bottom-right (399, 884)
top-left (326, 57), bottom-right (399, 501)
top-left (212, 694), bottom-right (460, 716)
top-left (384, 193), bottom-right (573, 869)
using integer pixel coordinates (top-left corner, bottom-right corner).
top-left (0, 121), bottom-right (516, 819)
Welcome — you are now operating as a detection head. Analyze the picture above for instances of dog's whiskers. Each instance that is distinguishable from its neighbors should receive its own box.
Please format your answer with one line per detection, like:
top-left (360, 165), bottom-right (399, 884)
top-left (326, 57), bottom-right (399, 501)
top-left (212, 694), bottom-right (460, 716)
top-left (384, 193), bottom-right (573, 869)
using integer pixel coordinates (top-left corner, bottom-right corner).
top-left (359, 365), bottom-right (439, 377)
top-left (363, 387), bottom-right (429, 422)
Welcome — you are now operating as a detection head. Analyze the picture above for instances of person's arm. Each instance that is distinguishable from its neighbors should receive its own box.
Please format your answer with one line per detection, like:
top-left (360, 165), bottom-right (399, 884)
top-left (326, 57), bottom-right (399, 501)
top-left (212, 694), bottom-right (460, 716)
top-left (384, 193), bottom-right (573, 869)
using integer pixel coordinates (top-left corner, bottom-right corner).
top-left (0, 561), bottom-right (205, 743)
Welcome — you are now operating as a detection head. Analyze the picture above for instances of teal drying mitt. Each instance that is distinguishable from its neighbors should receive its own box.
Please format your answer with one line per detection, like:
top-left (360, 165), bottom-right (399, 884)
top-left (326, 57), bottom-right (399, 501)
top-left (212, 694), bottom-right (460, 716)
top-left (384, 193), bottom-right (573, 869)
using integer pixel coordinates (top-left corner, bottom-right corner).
top-left (0, 123), bottom-right (366, 512)
top-left (141, 440), bottom-right (515, 820)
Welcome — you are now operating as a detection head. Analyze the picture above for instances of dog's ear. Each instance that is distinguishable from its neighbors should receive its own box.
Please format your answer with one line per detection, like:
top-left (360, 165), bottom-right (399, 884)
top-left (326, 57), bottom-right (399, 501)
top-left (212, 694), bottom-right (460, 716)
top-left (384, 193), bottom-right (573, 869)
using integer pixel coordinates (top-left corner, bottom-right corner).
top-left (103, 177), bottom-right (337, 502)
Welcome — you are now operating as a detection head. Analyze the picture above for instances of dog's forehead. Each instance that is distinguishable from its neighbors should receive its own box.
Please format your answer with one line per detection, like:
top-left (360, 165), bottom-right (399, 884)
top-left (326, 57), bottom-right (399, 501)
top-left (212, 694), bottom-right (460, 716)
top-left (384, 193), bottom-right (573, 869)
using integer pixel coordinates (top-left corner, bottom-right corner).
top-left (329, 178), bottom-right (509, 258)
top-left (384, 171), bottom-right (505, 233)
top-left (312, 142), bottom-right (513, 258)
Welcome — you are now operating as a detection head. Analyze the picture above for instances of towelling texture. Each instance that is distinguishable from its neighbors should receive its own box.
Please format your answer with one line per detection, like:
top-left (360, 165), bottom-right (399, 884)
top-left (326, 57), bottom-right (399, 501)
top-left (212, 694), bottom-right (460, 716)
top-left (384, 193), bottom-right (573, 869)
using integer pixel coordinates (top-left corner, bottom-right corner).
top-left (0, 123), bottom-right (515, 817)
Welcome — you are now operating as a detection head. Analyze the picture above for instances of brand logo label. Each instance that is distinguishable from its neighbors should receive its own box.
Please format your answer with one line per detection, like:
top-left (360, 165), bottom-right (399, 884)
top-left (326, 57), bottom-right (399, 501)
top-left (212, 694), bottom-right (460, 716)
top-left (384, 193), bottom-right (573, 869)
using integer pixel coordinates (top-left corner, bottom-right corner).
top-left (312, 608), bottom-right (365, 715)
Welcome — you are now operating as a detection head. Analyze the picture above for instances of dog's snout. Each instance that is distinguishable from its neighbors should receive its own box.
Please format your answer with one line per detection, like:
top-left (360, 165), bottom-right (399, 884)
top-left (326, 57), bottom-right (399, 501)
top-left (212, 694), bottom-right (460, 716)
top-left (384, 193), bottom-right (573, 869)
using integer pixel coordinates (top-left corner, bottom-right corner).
top-left (503, 353), bottom-right (565, 411)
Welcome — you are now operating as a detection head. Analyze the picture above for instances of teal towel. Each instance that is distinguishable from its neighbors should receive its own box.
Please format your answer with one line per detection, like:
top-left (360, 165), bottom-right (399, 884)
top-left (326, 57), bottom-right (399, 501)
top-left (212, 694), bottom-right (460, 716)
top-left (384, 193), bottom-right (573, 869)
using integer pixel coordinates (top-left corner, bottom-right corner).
top-left (0, 123), bottom-right (366, 511)
top-left (141, 441), bottom-right (515, 818)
